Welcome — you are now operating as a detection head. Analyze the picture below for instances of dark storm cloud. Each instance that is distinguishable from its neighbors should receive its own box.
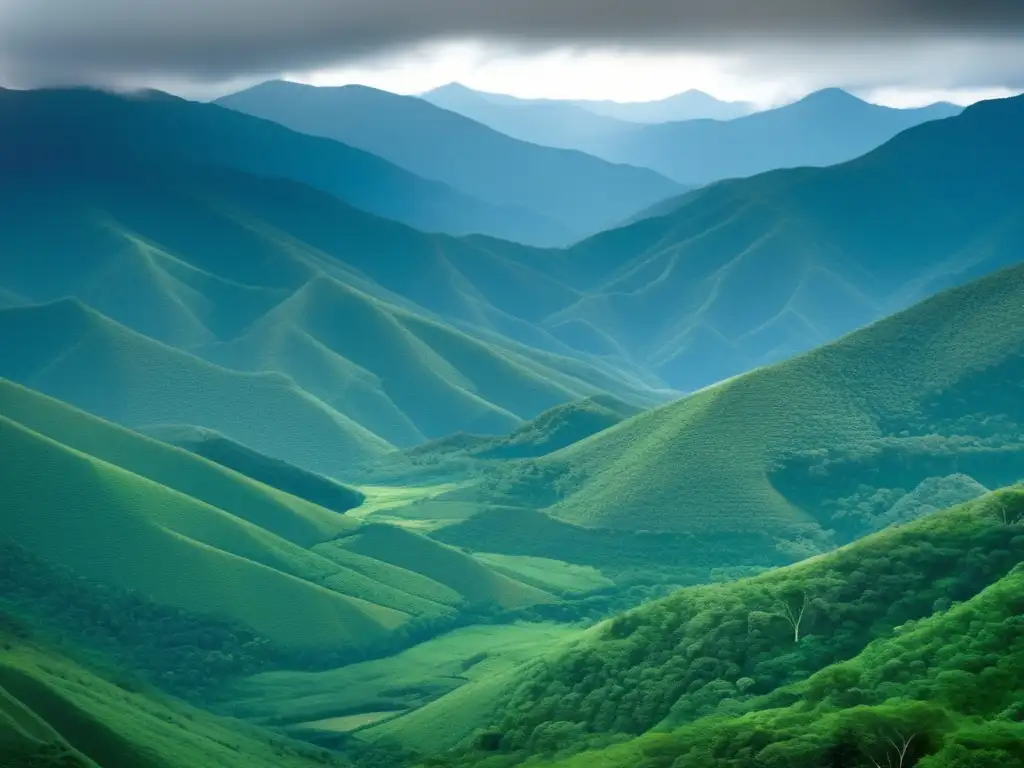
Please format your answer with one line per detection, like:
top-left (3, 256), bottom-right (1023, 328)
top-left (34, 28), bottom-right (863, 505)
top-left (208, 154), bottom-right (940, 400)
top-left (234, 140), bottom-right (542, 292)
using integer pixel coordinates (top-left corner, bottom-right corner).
top-left (1, 0), bottom-right (1023, 84)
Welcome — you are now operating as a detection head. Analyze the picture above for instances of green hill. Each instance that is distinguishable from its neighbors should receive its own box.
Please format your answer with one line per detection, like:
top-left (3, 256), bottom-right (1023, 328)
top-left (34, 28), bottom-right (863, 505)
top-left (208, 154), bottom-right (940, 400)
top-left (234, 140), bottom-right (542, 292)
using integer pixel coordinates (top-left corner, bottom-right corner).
top-left (0, 299), bottom-right (392, 476)
top-left (326, 525), bottom-right (554, 611)
top-left (1, 412), bottom-right (406, 650)
top-left (459, 263), bottom-right (1024, 561)
top-left (523, 553), bottom-right (1024, 768)
top-left (531, 567), bottom-right (1024, 768)
top-left (0, 634), bottom-right (352, 768)
top-left (434, 488), bottom-right (1024, 766)
top-left (202, 275), bottom-right (599, 445)
top-left (141, 424), bottom-right (366, 515)
top-left (0, 381), bottom-right (555, 663)
top-left (405, 395), bottom-right (642, 463)
top-left (0, 379), bottom-right (356, 547)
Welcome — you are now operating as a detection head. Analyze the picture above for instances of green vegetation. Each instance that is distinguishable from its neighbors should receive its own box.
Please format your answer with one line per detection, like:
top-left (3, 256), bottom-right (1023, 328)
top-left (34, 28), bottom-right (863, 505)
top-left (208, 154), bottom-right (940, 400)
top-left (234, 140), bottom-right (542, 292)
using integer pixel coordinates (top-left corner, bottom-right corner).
top-left (0, 382), bottom-right (557, 678)
top-left (467, 263), bottom-right (1024, 571)
top-left (0, 300), bottom-right (393, 476)
top-left (142, 424), bottom-right (366, 514)
top-left (224, 624), bottom-right (578, 739)
top-left (435, 488), bottom-right (1024, 767)
top-left (405, 395), bottom-right (641, 463)
top-left (527, 566), bottom-right (1024, 768)
top-left (0, 632), bottom-right (350, 768)
top-left (326, 524), bottom-right (555, 611)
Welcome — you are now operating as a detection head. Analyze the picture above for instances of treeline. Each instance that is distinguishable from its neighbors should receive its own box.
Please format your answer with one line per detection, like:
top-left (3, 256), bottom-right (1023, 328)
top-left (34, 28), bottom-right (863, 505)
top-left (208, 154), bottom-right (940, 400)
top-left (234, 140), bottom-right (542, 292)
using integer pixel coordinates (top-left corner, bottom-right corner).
top-left (443, 491), bottom-right (1024, 763)
top-left (521, 563), bottom-right (1024, 768)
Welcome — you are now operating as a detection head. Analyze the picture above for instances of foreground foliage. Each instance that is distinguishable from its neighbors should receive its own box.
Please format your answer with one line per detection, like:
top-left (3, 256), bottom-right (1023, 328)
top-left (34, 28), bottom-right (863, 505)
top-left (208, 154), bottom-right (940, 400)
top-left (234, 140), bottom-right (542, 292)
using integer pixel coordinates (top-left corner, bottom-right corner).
top-left (435, 489), bottom-right (1024, 767)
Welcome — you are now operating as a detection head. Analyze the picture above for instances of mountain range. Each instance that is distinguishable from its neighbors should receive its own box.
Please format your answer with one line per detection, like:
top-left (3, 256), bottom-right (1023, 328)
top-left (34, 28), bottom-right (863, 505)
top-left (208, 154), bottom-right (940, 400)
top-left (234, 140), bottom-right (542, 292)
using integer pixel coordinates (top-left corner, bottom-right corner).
top-left (0, 86), bottom-right (577, 245)
top-left (215, 80), bottom-right (683, 245)
top-left (417, 83), bottom-right (960, 186)
top-left (589, 88), bottom-right (962, 184)
top-left (420, 83), bottom-right (757, 152)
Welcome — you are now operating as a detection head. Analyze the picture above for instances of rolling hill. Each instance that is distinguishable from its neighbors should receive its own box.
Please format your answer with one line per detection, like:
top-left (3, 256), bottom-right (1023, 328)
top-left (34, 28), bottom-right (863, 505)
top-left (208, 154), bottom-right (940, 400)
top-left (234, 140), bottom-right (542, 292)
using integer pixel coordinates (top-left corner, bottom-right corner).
top-left (404, 394), bottom-right (643, 462)
top-left (0, 299), bottom-right (393, 476)
top-left (455, 262), bottom-right (1024, 556)
top-left (590, 88), bottom-right (962, 184)
top-left (215, 81), bottom-right (682, 244)
top-left (0, 379), bottom-right (555, 660)
top-left (0, 85), bottom-right (561, 244)
top-left (0, 636), bottom-right (351, 768)
top-left (141, 424), bottom-right (366, 515)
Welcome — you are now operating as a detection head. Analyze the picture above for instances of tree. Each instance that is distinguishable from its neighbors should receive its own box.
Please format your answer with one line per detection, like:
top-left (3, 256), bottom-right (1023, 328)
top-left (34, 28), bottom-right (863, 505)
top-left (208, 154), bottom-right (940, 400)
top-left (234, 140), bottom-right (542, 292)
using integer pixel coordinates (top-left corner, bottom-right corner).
top-left (837, 701), bottom-right (947, 768)
top-left (862, 729), bottom-right (917, 768)
top-left (775, 590), bottom-right (810, 644)
top-left (992, 498), bottom-right (1024, 527)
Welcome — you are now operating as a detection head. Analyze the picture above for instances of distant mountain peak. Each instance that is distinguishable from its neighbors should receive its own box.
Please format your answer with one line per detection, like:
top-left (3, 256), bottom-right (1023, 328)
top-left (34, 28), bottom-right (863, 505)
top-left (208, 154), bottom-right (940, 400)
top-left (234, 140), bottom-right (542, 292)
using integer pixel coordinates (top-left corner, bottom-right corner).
top-left (796, 87), bottom-right (863, 106)
top-left (425, 81), bottom-right (477, 96)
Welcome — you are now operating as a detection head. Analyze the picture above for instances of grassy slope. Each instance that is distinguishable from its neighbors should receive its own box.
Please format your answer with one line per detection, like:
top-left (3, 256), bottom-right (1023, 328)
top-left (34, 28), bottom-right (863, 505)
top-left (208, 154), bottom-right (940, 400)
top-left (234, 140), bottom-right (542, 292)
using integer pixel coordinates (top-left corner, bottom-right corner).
top-left (435, 488), bottom-right (1024, 766)
top-left (0, 298), bottom-right (392, 477)
top-left (204, 275), bottom-right (592, 444)
top-left (0, 639), bottom-right (349, 768)
top-left (327, 525), bottom-right (555, 610)
top-left (0, 413), bottom-right (408, 649)
top-left (405, 395), bottom-right (642, 463)
top-left (0, 379), bottom-right (356, 547)
top-left (500, 262), bottom-right (1024, 539)
top-left (141, 424), bottom-right (366, 515)
top-left (224, 623), bottom-right (577, 733)
top-left (1, 380), bottom-right (558, 648)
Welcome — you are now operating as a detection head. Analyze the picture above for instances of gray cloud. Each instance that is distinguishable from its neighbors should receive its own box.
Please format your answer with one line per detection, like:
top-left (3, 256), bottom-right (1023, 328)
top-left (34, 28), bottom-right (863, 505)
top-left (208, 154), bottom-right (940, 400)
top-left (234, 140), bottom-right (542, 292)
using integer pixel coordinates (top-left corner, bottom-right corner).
top-left (1, 0), bottom-right (1023, 86)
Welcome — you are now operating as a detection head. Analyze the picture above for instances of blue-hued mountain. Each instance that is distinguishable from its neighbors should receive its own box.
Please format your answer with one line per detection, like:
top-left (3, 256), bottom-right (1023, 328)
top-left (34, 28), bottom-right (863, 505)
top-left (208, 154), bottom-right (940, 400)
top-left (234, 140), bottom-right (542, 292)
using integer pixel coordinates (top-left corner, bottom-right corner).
top-left (569, 88), bottom-right (758, 122)
top-left (0, 91), bottom-right (668, 470)
top-left (1, 86), bottom-right (1020, 413)
top-left (215, 80), bottom-right (682, 244)
top-left (418, 82), bottom-right (641, 151)
top-left (420, 84), bottom-right (756, 152)
top-left (0, 85), bottom-right (563, 244)
top-left (534, 92), bottom-right (1023, 390)
top-left (594, 88), bottom-right (963, 184)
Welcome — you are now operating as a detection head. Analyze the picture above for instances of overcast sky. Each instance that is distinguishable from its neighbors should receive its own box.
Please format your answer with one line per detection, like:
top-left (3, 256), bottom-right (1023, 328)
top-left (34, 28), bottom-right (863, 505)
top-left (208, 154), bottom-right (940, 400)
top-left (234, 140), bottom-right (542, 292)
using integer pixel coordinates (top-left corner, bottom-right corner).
top-left (1, 0), bottom-right (1022, 106)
